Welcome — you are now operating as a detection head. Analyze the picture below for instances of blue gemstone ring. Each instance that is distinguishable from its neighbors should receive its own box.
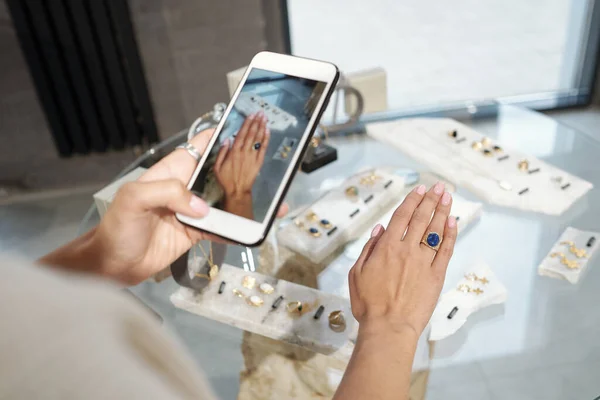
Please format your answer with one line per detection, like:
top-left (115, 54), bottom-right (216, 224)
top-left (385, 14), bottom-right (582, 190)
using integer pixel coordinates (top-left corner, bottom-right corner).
top-left (421, 231), bottom-right (442, 251)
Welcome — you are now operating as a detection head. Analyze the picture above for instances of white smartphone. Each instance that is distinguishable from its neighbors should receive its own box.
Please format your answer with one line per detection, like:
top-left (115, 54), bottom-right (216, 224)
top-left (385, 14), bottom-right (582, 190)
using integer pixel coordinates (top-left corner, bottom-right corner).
top-left (177, 52), bottom-right (339, 246)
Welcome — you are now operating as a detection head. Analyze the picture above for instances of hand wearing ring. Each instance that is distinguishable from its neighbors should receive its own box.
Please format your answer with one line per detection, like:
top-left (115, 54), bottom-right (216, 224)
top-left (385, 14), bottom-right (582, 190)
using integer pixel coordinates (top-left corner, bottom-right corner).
top-left (213, 112), bottom-right (270, 219)
top-left (348, 181), bottom-right (457, 338)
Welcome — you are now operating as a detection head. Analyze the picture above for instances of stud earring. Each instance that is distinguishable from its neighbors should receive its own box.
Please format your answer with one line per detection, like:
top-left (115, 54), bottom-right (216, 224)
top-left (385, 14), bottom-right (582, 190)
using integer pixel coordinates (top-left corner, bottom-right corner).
top-left (471, 141), bottom-right (483, 150)
top-left (482, 149), bottom-right (493, 157)
top-left (448, 129), bottom-right (458, 138)
top-left (242, 276), bottom-right (256, 289)
top-left (308, 227), bottom-right (321, 238)
top-left (319, 219), bottom-right (332, 229)
top-left (518, 159), bottom-right (529, 172)
top-left (481, 137), bottom-right (492, 147)
top-left (492, 145), bottom-right (503, 153)
top-left (247, 295), bottom-right (264, 307)
top-left (560, 241), bottom-right (588, 259)
top-left (294, 219), bottom-right (305, 229)
top-left (305, 211), bottom-right (318, 222)
top-left (550, 252), bottom-right (580, 269)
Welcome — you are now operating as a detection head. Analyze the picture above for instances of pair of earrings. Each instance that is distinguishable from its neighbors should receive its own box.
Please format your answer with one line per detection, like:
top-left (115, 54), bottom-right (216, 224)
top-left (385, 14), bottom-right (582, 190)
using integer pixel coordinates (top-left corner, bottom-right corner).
top-left (457, 284), bottom-right (484, 295)
top-left (464, 273), bottom-right (490, 285)
top-left (232, 277), bottom-right (277, 307)
top-left (560, 241), bottom-right (588, 259)
top-left (359, 173), bottom-right (381, 186)
top-left (472, 137), bottom-right (502, 156)
top-left (550, 252), bottom-right (579, 270)
top-left (295, 211), bottom-right (332, 238)
top-left (457, 273), bottom-right (489, 295)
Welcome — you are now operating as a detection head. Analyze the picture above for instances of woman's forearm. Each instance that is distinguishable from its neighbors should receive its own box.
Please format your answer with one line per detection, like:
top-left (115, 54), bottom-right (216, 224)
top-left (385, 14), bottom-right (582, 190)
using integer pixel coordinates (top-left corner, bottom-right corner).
top-left (333, 320), bottom-right (419, 400)
top-left (38, 228), bottom-right (106, 275)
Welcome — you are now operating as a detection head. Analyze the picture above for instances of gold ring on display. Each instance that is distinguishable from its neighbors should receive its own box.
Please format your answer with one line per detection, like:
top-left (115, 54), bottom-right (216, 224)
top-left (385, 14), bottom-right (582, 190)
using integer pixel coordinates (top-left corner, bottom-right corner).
top-left (328, 310), bottom-right (346, 332)
top-left (259, 283), bottom-right (275, 295)
top-left (287, 301), bottom-right (303, 314)
top-left (345, 186), bottom-right (359, 198)
top-left (471, 141), bottom-right (483, 150)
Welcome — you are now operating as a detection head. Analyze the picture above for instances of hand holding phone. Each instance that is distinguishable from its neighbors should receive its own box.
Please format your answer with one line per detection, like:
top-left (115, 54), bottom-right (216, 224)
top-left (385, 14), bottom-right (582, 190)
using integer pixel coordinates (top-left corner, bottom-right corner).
top-left (177, 52), bottom-right (339, 246)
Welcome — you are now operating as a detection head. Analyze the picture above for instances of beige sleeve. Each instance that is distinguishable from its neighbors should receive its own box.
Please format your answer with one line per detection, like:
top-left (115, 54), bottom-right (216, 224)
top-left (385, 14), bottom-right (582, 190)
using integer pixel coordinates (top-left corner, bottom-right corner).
top-left (0, 254), bottom-right (217, 400)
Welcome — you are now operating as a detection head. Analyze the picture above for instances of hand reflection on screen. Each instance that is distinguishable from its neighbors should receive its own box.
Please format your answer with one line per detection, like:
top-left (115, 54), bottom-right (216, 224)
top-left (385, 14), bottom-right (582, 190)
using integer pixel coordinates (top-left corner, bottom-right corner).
top-left (213, 112), bottom-right (270, 220)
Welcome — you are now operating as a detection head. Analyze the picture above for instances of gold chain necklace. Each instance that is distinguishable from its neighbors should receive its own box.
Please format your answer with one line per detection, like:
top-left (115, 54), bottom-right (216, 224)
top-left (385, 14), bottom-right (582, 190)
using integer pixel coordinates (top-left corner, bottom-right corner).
top-left (194, 241), bottom-right (219, 280)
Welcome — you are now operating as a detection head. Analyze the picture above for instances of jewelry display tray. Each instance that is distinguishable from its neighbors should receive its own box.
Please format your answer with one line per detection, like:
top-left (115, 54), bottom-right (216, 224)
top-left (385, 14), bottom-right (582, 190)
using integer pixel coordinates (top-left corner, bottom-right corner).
top-left (538, 227), bottom-right (599, 284)
top-left (171, 263), bottom-right (357, 361)
top-left (276, 169), bottom-right (405, 264)
top-left (367, 118), bottom-right (593, 216)
top-left (171, 262), bottom-right (432, 370)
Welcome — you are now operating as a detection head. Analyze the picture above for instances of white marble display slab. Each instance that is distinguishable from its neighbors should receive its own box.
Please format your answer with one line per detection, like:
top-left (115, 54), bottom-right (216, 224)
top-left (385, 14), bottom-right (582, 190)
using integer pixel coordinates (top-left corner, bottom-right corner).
top-left (367, 118), bottom-right (593, 215)
top-left (429, 262), bottom-right (507, 341)
top-left (171, 263), bottom-right (358, 358)
top-left (277, 168), bottom-right (405, 263)
top-left (538, 227), bottom-right (599, 284)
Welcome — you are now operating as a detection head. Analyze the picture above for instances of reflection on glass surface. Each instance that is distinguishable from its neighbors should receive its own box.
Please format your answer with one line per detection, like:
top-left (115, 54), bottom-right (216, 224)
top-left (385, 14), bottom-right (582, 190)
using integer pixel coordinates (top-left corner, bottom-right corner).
top-left (190, 68), bottom-right (327, 222)
top-left (81, 105), bottom-right (600, 398)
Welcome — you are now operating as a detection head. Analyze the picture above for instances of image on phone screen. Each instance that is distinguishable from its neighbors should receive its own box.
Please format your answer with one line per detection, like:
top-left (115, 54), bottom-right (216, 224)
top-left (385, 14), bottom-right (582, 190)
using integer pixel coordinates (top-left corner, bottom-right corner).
top-left (191, 68), bottom-right (327, 222)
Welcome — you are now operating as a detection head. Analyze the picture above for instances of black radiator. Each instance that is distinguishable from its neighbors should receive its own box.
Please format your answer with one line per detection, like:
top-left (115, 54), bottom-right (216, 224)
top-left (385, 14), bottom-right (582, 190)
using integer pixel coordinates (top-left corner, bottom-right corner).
top-left (6, 0), bottom-right (159, 156)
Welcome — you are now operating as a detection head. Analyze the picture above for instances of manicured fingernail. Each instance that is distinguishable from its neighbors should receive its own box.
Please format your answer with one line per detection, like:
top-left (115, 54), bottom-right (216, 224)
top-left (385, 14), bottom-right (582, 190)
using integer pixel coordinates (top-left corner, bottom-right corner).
top-left (262, 114), bottom-right (268, 122)
top-left (371, 224), bottom-right (383, 238)
top-left (434, 181), bottom-right (445, 195)
top-left (265, 128), bottom-right (271, 137)
top-left (190, 195), bottom-right (209, 215)
top-left (448, 216), bottom-right (457, 228)
top-left (222, 138), bottom-right (230, 147)
top-left (441, 192), bottom-right (452, 205)
top-left (415, 184), bottom-right (426, 195)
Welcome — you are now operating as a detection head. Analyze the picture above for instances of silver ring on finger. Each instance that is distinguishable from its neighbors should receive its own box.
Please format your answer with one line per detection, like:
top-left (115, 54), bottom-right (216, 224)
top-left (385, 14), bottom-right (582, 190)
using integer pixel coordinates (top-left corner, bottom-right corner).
top-left (420, 231), bottom-right (442, 252)
top-left (176, 142), bottom-right (201, 162)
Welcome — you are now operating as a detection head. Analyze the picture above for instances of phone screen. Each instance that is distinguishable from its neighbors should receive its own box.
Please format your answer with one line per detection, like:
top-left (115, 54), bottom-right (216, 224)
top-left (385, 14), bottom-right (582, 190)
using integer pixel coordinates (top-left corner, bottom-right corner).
top-left (190, 68), bottom-right (327, 223)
